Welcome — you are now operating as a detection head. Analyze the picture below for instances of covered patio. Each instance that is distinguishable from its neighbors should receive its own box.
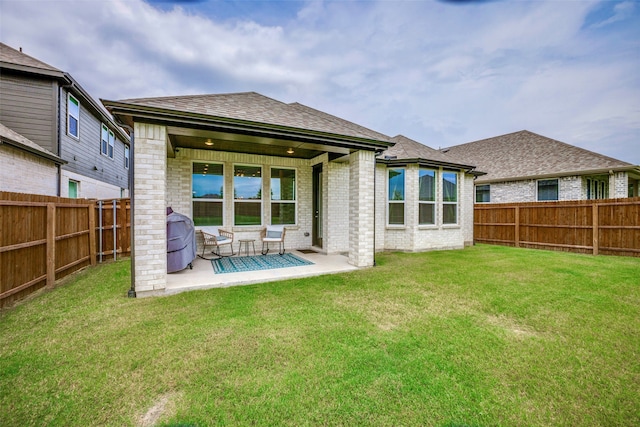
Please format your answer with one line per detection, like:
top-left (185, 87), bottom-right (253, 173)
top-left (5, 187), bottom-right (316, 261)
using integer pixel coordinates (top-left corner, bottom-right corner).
top-left (103, 92), bottom-right (394, 297)
top-left (165, 250), bottom-right (357, 295)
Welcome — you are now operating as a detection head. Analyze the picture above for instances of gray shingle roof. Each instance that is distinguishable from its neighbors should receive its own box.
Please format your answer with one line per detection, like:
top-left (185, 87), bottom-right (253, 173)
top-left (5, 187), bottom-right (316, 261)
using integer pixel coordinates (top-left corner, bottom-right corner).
top-left (0, 122), bottom-right (65, 164)
top-left (0, 43), bottom-right (62, 73)
top-left (385, 135), bottom-right (462, 162)
top-left (444, 130), bottom-right (633, 182)
top-left (116, 92), bottom-right (393, 142)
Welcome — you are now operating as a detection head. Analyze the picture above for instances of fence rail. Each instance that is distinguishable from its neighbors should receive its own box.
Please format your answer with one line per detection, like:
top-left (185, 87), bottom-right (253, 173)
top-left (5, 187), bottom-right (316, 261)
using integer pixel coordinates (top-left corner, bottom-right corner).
top-left (474, 197), bottom-right (640, 257)
top-left (0, 192), bottom-right (130, 308)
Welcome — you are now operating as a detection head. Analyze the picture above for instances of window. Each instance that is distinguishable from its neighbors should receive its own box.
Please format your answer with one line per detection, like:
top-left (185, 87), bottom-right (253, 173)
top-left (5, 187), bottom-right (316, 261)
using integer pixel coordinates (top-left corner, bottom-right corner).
top-left (124, 145), bottom-right (130, 169)
top-left (271, 168), bottom-right (296, 225)
top-left (442, 172), bottom-right (458, 224)
top-left (67, 94), bottom-right (79, 138)
top-left (192, 163), bottom-right (223, 226)
top-left (538, 179), bottom-right (558, 201)
top-left (419, 168), bottom-right (436, 225)
top-left (100, 124), bottom-right (115, 159)
top-left (476, 184), bottom-right (490, 203)
top-left (586, 178), bottom-right (608, 200)
top-left (388, 168), bottom-right (405, 225)
top-left (68, 180), bottom-right (78, 198)
top-left (234, 165), bottom-right (262, 226)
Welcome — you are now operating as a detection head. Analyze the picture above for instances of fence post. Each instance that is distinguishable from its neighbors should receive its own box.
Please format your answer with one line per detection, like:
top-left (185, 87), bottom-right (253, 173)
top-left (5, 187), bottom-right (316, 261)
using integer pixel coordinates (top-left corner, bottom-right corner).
top-left (46, 203), bottom-right (56, 288)
top-left (113, 200), bottom-right (117, 260)
top-left (514, 206), bottom-right (520, 247)
top-left (89, 202), bottom-right (97, 266)
top-left (592, 203), bottom-right (599, 255)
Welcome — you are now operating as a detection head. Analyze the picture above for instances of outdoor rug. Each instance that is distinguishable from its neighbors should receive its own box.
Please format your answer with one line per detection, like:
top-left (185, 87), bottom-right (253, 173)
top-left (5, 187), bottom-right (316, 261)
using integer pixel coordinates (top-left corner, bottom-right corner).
top-left (212, 253), bottom-right (314, 274)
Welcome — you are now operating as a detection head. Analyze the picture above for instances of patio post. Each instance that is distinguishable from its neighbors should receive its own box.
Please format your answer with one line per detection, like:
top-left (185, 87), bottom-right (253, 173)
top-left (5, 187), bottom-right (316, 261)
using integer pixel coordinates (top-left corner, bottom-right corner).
top-left (348, 150), bottom-right (375, 267)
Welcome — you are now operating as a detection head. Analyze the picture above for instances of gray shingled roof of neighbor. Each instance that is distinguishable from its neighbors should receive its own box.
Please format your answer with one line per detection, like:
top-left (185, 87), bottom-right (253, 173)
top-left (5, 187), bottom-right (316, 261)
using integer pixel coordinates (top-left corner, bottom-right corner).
top-left (443, 130), bottom-right (636, 183)
top-left (378, 134), bottom-right (479, 171)
top-left (0, 42), bottom-right (62, 74)
top-left (115, 92), bottom-right (394, 144)
top-left (0, 122), bottom-right (66, 164)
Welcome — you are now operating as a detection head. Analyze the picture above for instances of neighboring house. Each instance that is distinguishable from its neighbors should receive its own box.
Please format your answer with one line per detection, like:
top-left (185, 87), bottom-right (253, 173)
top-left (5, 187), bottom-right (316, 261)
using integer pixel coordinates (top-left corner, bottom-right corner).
top-left (0, 122), bottom-right (66, 196)
top-left (0, 43), bottom-right (130, 199)
top-left (444, 130), bottom-right (640, 203)
top-left (102, 92), bottom-right (480, 296)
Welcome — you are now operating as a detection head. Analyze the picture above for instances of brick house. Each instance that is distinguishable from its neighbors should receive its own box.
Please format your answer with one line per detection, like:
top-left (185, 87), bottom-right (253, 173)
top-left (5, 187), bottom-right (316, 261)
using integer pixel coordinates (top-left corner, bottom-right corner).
top-left (0, 43), bottom-right (130, 198)
top-left (0, 123), bottom-right (66, 196)
top-left (444, 130), bottom-right (640, 203)
top-left (103, 92), bottom-right (479, 296)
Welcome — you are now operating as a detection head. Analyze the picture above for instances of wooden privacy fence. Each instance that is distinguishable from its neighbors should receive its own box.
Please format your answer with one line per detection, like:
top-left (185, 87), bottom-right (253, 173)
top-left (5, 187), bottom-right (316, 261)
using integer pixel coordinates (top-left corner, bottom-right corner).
top-left (0, 192), bottom-right (130, 308)
top-left (474, 197), bottom-right (640, 257)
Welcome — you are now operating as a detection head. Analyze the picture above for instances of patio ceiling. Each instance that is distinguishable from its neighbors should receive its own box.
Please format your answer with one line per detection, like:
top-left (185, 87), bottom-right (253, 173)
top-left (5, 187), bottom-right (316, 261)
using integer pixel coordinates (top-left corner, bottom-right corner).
top-left (165, 125), bottom-right (350, 160)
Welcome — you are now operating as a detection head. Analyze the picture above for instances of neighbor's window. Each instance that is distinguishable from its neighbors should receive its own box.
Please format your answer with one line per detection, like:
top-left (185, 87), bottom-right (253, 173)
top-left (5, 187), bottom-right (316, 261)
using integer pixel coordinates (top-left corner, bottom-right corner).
top-left (192, 162), bottom-right (224, 226)
top-left (419, 168), bottom-right (436, 225)
top-left (476, 184), bottom-right (490, 203)
top-left (67, 94), bottom-right (80, 138)
top-left (101, 124), bottom-right (115, 159)
top-left (442, 172), bottom-right (458, 224)
top-left (234, 165), bottom-right (262, 226)
top-left (271, 168), bottom-right (296, 225)
top-left (124, 145), bottom-right (130, 169)
top-left (586, 178), bottom-right (608, 200)
top-left (388, 168), bottom-right (405, 225)
top-left (537, 179), bottom-right (558, 201)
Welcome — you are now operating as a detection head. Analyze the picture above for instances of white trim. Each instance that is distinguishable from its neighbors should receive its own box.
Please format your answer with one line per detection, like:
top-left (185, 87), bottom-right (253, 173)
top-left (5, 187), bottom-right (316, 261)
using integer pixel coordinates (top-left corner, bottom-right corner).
top-left (442, 171), bottom-right (458, 225)
top-left (270, 166), bottom-right (297, 226)
top-left (67, 93), bottom-right (80, 139)
top-left (418, 167), bottom-right (437, 225)
top-left (387, 167), bottom-right (405, 226)
top-left (233, 163), bottom-right (263, 227)
top-left (192, 160), bottom-right (225, 226)
top-left (536, 178), bottom-right (559, 201)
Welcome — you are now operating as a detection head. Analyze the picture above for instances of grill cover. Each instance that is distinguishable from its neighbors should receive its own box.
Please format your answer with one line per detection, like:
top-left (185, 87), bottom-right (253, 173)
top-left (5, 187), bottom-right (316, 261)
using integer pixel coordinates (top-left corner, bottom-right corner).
top-left (167, 210), bottom-right (196, 273)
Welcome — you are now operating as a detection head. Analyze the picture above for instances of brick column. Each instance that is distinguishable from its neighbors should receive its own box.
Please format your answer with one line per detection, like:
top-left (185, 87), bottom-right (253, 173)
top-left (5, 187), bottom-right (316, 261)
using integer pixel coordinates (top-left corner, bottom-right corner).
top-left (133, 123), bottom-right (167, 295)
top-left (349, 150), bottom-right (375, 267)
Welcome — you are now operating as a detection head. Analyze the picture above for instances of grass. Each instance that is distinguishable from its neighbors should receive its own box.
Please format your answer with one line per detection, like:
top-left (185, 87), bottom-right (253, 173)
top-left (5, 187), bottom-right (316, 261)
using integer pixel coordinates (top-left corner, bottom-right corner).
top-left (1, 245), bottom-right (639, 426)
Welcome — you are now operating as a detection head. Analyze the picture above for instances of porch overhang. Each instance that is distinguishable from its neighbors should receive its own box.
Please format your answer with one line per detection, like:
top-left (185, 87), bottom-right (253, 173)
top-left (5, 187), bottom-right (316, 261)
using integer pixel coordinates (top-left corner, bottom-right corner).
top-left (102, 100), bottom-right (394, 159)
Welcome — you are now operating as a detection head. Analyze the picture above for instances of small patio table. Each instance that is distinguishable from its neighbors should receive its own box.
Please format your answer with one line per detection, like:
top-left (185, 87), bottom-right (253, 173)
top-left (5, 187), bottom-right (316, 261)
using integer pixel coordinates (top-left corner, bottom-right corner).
top-left (238, 239), bottom-right (256, 256)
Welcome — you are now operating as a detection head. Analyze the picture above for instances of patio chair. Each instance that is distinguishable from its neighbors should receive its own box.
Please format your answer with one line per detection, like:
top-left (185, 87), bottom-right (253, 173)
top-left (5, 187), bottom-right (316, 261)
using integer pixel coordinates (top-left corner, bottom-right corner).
top-left (261, 225), bottom-right (286, 255)
top-left (198, 226), bottom-right (234, 260)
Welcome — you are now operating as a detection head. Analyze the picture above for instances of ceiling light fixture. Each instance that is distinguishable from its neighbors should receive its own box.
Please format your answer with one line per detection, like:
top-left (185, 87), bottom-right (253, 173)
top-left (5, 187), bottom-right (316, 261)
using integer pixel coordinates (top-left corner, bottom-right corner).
top-left (287, 147), bottom-right (294, 154)
top-left (205, 139), bottom-right (214, 146)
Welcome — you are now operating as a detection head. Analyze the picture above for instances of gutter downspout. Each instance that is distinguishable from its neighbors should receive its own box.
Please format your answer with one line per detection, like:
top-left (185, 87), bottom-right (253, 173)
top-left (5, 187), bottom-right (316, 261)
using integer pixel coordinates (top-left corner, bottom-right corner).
top-left (117, 122), bottom-right (136, 298)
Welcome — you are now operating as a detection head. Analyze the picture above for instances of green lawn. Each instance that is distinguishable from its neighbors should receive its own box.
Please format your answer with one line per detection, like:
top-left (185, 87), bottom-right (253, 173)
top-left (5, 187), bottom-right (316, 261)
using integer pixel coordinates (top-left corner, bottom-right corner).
top-left (1, 245), bottom-right (639, 426)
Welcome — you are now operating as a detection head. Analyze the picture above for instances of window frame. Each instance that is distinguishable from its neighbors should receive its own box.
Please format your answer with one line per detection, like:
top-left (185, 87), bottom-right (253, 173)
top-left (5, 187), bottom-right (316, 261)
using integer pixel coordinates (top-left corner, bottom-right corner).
top-left (192, 161), bottom-right (224, 227)
top-left (387, 168), bottom-right (405, 226)
top-left (124, 145), bottom-right (130, 169)
top-left (233, 164), bottom-right (263, 226)
top-left (418, 168), bottom-right (437, 226)
top-left (537, 178), bottom-right (559, 201)
top-left (67, 93), bottom-right (80, 139)
top-left (100, 123), bottom-right (115, 159)
top-left (475, 184), bottom-right (490, 203)
top-left (270, 167), bottom-right (297, 225)
top-left (442, 171), bottom-right (458, 225)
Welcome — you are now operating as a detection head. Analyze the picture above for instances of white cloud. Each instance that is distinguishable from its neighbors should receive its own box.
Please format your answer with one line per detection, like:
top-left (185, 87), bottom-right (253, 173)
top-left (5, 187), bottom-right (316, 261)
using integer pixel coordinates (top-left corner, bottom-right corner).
top-left (1, 0), bottom-right (638, 164)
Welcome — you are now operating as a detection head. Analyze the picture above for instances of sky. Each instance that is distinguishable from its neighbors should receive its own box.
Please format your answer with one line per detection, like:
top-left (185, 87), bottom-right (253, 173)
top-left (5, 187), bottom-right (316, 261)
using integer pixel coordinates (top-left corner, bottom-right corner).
top-left (1, 0), bottom-right (639, 164)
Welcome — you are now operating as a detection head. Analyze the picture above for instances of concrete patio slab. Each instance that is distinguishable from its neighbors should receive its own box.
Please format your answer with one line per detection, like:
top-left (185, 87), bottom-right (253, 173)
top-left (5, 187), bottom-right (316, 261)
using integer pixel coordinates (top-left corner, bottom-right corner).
top-left (165, 250), bottom-right (358, 295)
